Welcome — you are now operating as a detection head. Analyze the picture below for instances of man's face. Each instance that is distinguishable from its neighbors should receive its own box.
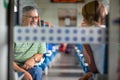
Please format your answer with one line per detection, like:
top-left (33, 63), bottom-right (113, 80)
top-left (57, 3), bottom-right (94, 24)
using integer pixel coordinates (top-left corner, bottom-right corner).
top-left (22, 10), bottom-right (39, 27)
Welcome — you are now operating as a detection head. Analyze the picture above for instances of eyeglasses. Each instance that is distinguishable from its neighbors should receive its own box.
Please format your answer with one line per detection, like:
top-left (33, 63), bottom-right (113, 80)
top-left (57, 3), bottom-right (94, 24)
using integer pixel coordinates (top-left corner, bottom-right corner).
top-left (23, 15), bottom-right (38, 19)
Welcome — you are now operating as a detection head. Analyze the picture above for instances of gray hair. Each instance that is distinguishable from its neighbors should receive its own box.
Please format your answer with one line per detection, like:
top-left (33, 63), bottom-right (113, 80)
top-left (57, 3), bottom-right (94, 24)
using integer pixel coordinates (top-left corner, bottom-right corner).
top-left (22, 6), bottom-right (38, 15)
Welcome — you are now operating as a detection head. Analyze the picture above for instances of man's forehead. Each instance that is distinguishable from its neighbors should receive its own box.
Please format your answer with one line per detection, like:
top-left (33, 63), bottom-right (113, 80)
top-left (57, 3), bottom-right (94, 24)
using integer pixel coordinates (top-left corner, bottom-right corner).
top-left (24, 10), bottom-right (38, 16)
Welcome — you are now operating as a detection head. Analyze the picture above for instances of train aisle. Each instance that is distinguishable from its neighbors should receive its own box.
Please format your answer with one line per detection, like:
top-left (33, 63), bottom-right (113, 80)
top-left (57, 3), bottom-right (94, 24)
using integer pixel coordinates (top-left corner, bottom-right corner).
top-left (43, 52), bottom-right (84, 80)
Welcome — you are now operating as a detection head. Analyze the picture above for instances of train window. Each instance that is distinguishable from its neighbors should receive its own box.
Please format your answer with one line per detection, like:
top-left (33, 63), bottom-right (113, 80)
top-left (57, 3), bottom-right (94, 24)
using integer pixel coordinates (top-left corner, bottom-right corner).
top-left (12, 0), bottom-right (120, 80)
top-left (51, 0), bottom-right (84, 3)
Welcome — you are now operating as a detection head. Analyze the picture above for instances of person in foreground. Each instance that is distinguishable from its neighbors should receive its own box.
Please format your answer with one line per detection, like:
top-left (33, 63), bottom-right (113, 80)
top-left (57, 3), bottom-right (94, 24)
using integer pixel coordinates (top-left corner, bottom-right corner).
top-left (13, 6), bottom-right (46, 80)
top-left (79, 1), bottom-right (107, 80)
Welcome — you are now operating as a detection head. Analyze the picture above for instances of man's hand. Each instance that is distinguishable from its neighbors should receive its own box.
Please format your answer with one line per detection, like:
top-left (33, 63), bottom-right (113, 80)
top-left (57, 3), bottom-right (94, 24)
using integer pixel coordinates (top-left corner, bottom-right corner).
top-left (13, 62), bottom-right (33, 80)
top-left (22, 58), bottom-right (35, 70)
top-left (22, 71), bottom-right (33, 80)
top-left (22, 53), bottom-right (43, 70)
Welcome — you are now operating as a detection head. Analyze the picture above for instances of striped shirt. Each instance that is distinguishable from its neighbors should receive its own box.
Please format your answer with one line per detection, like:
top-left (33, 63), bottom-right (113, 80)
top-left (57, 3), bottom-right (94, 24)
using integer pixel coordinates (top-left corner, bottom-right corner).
top-left (14, 42), bottom-right (46, 66)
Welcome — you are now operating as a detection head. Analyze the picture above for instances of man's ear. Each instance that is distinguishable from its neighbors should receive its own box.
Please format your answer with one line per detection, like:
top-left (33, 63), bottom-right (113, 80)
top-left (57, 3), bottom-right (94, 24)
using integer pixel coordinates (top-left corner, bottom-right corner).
top-left (22, 17), bottom-right (26, 26)
top-left (38, 16), bottom-right (40, 26)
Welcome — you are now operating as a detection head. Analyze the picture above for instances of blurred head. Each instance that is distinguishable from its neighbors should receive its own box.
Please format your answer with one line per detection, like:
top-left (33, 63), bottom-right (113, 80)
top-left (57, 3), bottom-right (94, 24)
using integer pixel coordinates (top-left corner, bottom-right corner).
top-left (81, 1), bottom-right (107, 26)
top-left (22, 6), bottom-right (40, 27)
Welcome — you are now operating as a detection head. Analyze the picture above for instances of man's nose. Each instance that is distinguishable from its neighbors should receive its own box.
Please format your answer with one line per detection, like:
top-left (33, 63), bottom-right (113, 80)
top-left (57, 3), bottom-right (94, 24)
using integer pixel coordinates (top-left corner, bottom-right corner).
top-left (31, 17), bottom-right (36, 21)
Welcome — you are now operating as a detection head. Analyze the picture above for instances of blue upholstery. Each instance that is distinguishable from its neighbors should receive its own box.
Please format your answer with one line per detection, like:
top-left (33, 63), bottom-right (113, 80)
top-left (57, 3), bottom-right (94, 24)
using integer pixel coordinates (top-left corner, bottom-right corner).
top-left (75, 44), bottom-right (89, 73)
top-left (39, 43), bottom-right (59, 71)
